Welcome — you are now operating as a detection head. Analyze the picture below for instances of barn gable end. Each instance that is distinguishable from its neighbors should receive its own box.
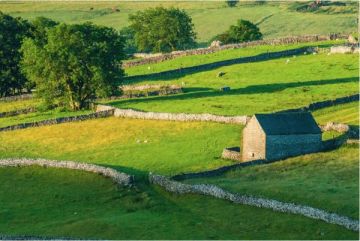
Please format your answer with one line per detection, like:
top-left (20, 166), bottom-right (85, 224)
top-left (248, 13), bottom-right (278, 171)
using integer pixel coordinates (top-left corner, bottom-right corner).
top-left (242, 112), bottom-right (322, 162)
top-left (242, 116), bottom-right (266, 162)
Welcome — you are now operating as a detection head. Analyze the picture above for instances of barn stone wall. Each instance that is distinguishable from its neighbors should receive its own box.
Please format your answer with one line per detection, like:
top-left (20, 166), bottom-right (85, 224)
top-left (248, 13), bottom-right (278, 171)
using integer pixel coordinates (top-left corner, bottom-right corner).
top-left (266, 134), bottom-right (322, 161)
top-left (242, 117), bottom-right (266, 161)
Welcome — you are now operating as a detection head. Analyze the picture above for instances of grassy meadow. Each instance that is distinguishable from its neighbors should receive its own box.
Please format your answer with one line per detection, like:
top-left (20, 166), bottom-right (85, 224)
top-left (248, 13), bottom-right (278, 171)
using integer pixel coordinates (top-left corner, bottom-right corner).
top-left (0, 1), bottom-right (357, 43)
top-left (123, 40), bottom-right (344, 76)
top-left (0, 98), bottom-right (39, 112)
top-left (0, 117), bottom-right (240, 175)
top-left (106, 52), bottom-right (358, 115)
top-left (0, 2), bottom-right (358, 238)
top-left (0, 109), bottom-right (92, 128)
top-left (0, 166), bottom-right (357, 240)
top-left (313, 101), bottom-right (359, 125)
top-left (184, 144), bottom-right (359, 220)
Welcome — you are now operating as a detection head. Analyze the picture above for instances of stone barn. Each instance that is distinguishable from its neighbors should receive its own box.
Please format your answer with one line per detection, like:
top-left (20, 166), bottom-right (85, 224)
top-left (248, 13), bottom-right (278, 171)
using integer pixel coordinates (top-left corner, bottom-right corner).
top-left (242, 112), bottom-right (322, 162)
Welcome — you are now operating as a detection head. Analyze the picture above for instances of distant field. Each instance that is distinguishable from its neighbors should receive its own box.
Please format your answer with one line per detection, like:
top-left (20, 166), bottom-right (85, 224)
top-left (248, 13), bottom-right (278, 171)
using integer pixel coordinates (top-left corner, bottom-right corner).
top-left (0, 166), bottom-right (356, 240)
top-left (0, 117), bottom-right (240, 175)
top-left (106, 52), bottom-right (358, 115)
top-left (0, 1), bottom-right (357, 43)
top-left (123, 40), bottom-right (344, 76)
top-left (313, 101), bottom-right (359, 125)
top-left (185, 144), bottom-right (359, 220)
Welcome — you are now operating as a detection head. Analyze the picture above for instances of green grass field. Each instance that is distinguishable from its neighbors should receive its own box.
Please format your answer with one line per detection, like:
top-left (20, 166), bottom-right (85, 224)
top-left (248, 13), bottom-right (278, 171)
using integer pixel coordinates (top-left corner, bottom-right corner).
top-left (313, 101), bottom-right (359, 125)
top-left (0, 166), bottom-right (357, 240)
top-left (0, 98), bottom-right (39, 112)
top-left (0, 1), bottom-right (357, 43)
top-left (184, 144), bottom-right (359, 220)
top-left (123, 41), bottom-right (343, 76)
top-left (106, 52), bottom-right (358, 115)
top-left (0, 10), bottom-right (358, 238)
top-left (0, 109), bottom-right (92, 128)
top-left (0, 117), bottom-right (240, 175)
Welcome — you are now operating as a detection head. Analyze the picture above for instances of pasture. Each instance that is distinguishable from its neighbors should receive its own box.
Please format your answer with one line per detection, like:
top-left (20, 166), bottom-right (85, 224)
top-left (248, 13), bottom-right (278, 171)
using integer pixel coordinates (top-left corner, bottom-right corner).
top-left (313, 101), bottom-right (359, 125)
top-left (0, 117), bottom-right (240, 175)
top-left (106, 52), bottom-right (358, 115)
top-left (0, 8), bottom-right (358, 238)
top-left (184, 144), bottom-right (359, 219)
top-left (0, 1), bottom-right (357, 43)
top-left (0, 166), bottom-right (357, 240)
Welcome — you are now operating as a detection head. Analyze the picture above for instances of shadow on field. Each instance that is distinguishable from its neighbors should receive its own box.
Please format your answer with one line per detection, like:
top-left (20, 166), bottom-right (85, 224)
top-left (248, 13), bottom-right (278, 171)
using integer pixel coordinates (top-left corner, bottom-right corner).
top-left (110, 77), bottom-right (358, 106)
top-left (124, 44), bottom-right (336, 84)
top-left (101, 164), bottom-right (149, 180)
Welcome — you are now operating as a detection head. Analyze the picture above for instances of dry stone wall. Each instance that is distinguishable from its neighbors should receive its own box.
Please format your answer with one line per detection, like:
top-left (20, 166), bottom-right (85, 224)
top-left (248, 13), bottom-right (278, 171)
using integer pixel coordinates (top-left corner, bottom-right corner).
top-left (277, 94), bottom-right (359, 113)
top-left (0, 158), bottom-right (134, 186)
top-left (0, 93), bottom-right (33, 101)
top-left (0, 110), bottom-right (114, 132)
top-left (330, 45), bottom-right (359, 54)
top-left (320, 122), bottom-right (350, 133)
top-left (96, 105), bottom-right (249, 124)
top-left (0, 107), bottom-right (36, 118)
top-left (149, 174), bottom-right (359, 232)
top-left (123, 34), bottom-right (346, 68)
top-left (221, 147), bottom-right (241, 161)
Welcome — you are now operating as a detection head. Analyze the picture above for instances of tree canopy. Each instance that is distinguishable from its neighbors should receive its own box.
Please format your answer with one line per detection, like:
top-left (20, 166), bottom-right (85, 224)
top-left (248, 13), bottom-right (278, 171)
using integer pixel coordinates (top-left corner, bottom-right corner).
top-left (129, 7), bottom-right (196, 53)
top-left (214, 19), bottom-right (262, 44)
top-left (21, 23), bottom-right (124, 110)
top-left (0, 12), bottom-right (31, 97)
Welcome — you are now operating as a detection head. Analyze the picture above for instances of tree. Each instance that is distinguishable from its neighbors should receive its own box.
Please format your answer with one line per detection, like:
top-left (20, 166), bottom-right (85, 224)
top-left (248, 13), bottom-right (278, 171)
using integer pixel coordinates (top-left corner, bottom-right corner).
top-left (213, 19), bottom-right (262, 44)
top-left (0, 12), bottom-right (31, 97)
top-left (226, 0), bottom-right (239, 7)
top-left (120, 26), bottom-right (137, 55)
top-left (21, 23), bottom-right (124, 110)
top-left (129, 7), bottom-right (196, 53)
top-left (30, 17), bottom-right (58, 45)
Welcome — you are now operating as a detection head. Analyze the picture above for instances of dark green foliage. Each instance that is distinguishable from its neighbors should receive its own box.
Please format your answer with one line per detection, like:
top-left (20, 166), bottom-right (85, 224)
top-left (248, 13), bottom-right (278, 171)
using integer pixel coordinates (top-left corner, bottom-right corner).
top-left (226, 0), bottom-right (239, 8)
top-left (30, 17), bottom-right (58, 45)
top-left (119, 26), bottom-right (137, 55)
top-left (0, 12), bottom-right (31, 97)
top-left (129, 7), bottom-right (196, 53)
top-left (21, 23), bottom-right (125, 110)
top-left (213, 19), bottom-right (262, 44)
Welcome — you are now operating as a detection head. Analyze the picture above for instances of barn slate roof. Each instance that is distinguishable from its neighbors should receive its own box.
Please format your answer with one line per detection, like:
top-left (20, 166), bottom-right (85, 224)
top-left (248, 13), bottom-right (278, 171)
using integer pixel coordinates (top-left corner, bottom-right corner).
top-left (254, 112), bottom-right (321, 135)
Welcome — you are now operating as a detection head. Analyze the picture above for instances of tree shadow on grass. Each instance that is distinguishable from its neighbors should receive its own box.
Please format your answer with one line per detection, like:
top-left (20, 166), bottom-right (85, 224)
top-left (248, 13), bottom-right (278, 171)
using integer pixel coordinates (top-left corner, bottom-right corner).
top-left (125, 44), bottom-right (337, 84)
top-left (109, 77), bottom-right (358, 107)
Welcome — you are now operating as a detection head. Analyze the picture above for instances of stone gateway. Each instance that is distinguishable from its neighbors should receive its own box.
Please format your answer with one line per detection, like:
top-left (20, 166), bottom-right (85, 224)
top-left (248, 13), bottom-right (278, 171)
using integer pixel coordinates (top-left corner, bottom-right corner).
top-left (242, 112), bottom-right (322, 162)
